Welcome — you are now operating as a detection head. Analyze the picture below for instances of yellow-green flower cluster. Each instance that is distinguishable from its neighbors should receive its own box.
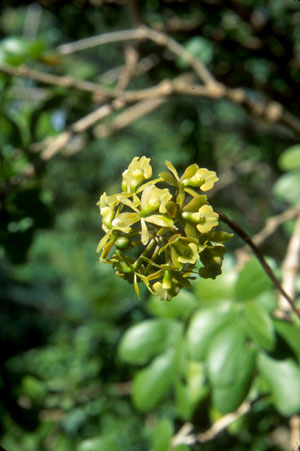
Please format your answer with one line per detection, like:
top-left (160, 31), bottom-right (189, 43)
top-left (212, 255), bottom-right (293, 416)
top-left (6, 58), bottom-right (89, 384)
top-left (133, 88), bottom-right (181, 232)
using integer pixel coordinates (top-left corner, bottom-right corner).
top-left (97, 157), bottom-right (232, 301)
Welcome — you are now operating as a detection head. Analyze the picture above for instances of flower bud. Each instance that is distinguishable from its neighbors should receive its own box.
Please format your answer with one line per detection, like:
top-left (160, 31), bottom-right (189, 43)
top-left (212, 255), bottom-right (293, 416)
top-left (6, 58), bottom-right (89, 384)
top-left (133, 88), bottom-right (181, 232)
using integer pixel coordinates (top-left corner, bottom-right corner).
top-left (115, 236), bottom-right (131, 250)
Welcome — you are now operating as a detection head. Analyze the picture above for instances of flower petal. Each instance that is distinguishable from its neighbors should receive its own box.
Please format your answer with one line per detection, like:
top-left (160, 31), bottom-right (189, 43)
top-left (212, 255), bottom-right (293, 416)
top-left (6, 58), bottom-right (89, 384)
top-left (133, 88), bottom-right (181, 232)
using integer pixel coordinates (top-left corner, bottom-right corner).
top-left (141, 218), bottom-right (149, 245)
top-left (145, 214), bottom-right (174, 228)
top-left (112, 212), bottom-right (140, 228)
top-left (165, 160), bottom-right (179, 180)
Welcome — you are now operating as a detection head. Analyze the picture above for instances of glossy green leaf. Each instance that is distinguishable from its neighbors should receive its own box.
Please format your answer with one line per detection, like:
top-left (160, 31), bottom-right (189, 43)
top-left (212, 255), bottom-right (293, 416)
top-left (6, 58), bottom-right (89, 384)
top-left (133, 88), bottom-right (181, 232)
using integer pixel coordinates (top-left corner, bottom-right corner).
top-left (132, 349), bottom-right (176, 410)
top-left (78, 435), bottom-right (121, 451)
top-left (258, 353), bottom-right (300, 415)
top-left (274, 320), bottom-right (300, 360)
top-left (234, 259), bottom-right (272, 302)
top-left (254, 292), bottom-right (277, 313)
top-left (207, 323), bottom-right (246, 386)
top-left (212, 347), bottom-right (255, 414)
top-left (279, 145), bottom-right (300, 171)
top-left (148, 289), bottom-right (196, 318)
top-left (273, 171), bottom-right (300, 206)
top-left (187, 302), bottom-right (235, 361)
top-left (175, 361), bottom-right (208, 420)
top-left (152, 418), bottom-right (174, 451)
top-left (0, 37), bottom-right (45, 66)
top-left (194, 266), bottom-right (235, 302)
top-left (175, 381), bottom-right (192, 420)
top-left (118, 319), bottom-right (182, 364)
top-left (243, 301), bottom-right (275, 350)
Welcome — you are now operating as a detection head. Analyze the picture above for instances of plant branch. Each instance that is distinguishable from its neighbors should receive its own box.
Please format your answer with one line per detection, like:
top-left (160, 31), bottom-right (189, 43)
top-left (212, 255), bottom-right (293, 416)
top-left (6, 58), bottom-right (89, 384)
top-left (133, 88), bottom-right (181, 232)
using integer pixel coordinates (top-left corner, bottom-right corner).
top-left (2, 65), bottom-right (300, 137)
top-left (197, 400), bottom-right (251, 443)
top-left (56, 26), bottom-right (215, 85)
top-left (0, 63), bottom-right (108, 96)
top-left (218, 211), bottom-right (300, 318)
top-left (252, 206), bottom-right (300, 248)
top-left (171, 400), bottom-right (251, 446)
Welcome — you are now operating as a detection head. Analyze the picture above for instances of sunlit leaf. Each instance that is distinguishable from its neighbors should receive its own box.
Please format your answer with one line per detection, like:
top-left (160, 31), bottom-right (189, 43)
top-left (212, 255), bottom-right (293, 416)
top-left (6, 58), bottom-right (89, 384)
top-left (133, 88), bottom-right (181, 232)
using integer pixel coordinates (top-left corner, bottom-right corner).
top-left (118, 319), bottom-right (182, 364)
top-left (243, 301), bottom-right (275, 351)
top-left (258, 353), bottom-right (300, 415)
top-left (234, 258), bottom-right (272, 302)
top-left (187, 302), bottom-right (235, 361)
top-left (207, 323), bottom-right (246, 386)
top-left (274, 320), bottom-right (300, 360)
top-left (152, 418), bottom-right (174, 451)
top-left (278, 145), bottom-right (300, 171)
top-left (212, 347), bottom-right (255, 414)
top-left (132, 349), bottom-right (176, 410)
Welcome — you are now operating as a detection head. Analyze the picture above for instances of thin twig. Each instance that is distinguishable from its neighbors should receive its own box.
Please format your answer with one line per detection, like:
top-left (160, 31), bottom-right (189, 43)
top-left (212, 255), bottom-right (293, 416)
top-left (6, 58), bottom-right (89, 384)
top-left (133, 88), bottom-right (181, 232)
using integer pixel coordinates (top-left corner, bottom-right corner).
top-left (94, 97), bottom-right (166, 138)
top-left (197, 401), bottom-right (251, 442)
top-left (56, 26), bottom-right (215, 85)
top-left (0, 63), bottom-right (108, 96)
top-left (41, 101), bottom-right (124, 160)
top-left (116, 45), bottom-right (138, 91)
top-left (170, 400), bottom-right (252, 447)
top-left (290, 415), bottom-right (300, 451)
top-left (171, 423), bottom-right (196, 447)
top-left (218, 211), bottom-right (300, 318)
top-left (253, 207), bottom-right (300, 247)
top-left (2, 61), bottom-right (300, 136)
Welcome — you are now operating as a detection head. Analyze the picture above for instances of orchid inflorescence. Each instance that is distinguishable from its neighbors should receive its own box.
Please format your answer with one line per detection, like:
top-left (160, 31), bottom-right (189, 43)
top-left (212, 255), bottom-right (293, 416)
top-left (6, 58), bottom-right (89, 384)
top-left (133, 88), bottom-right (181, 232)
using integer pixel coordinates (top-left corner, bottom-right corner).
top-left (97, 157), bottom-right (232, 301)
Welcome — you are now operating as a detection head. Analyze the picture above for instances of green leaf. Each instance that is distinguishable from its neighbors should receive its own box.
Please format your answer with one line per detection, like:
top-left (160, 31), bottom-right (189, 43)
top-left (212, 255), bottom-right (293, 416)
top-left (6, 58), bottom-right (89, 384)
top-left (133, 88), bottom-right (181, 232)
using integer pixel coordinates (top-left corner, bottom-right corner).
top-left (279, 145), bottom-right (300, 171)
top-left (148, 289), bottom-right (196, 318)
top-left (234, 259), bottom-right (272, 302)
top-left (187, 302), bottom-right (235, 361)
top-left (254, 292), bottom-right (277, 313)
top-left (118, 319), bottom-right (182, 364)
top-left (212, 347), bottom-right (255, 414)
top-left (78, 435), bottom-right (122, 451)
top-left (0, 37), bottom-right (45, 66)
top-left (274, 320), bottom-right (300, 360)
top-left (194, 266), bottom-right (235, 302)
top-left (132, 349), bottom-right (176, 410)
top-left (180, 37), bottom-right (214, 66)
top-left (258, 353), bottom-right (300, 415)
top-left (273, 171), bottom-right (300, 206)
top-left (207, 323), bottom-right (246, 386)
top-left (175, 361), bottom-right (208, 420)
top-left (175, 381), bottom-right (193, 420)
top-left (152, 418), bottom-right (174, 451)
top-left (243, 301), bottom-right (275, 351)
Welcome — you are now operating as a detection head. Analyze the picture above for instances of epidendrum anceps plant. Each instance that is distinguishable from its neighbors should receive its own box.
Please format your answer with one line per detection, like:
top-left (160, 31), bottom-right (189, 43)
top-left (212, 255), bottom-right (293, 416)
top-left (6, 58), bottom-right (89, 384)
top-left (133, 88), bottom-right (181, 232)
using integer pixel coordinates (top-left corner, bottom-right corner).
top-left (97, 157), bottom-right (232, 300)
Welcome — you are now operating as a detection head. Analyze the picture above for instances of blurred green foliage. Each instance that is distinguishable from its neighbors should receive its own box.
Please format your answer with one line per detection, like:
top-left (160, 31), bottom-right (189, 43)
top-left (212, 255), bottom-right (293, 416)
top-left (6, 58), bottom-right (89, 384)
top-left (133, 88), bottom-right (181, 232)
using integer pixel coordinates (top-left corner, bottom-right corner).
top-left (0, 1), bottom-right (300, 450)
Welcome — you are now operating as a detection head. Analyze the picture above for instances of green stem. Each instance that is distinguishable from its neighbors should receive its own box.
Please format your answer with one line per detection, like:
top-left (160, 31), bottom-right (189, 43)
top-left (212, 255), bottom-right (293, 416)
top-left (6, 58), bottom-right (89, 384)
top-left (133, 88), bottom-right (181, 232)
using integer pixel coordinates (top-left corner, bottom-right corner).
top-left (132, 238), bottom-right (155, 270)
